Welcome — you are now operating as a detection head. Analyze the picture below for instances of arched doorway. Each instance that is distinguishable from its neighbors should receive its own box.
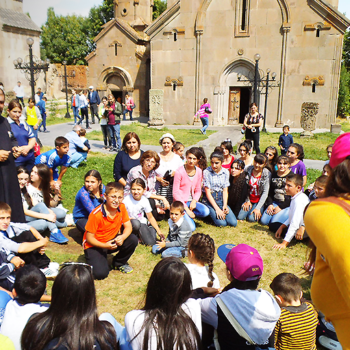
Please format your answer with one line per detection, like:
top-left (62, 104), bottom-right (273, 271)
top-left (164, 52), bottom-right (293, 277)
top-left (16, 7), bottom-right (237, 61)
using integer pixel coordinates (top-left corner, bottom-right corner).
top-left (106, 74), bottom-right (125, 102)
top-left (215, 59), bottom-right (260, 125)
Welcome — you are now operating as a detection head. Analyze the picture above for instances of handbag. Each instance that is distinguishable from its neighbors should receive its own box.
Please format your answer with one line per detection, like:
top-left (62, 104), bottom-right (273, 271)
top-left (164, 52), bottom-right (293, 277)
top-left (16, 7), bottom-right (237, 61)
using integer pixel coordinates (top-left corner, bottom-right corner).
top-left (205, 107), bottom-right (212, 114)
top-left (241, 126), bottom-right (246, 134)
top-left (131, 103), bottom-right (136, 109)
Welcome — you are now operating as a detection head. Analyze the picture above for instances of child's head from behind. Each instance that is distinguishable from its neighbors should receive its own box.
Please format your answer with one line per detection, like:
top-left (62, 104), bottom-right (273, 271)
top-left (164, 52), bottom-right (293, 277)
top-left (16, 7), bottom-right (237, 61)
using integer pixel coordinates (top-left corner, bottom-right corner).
top-left (145, 257), bottom-right (192, 310)
top-left (188, 233), bottom-right (215, 287)
top-left (104, 182), bottom-right (124, 210)
top-left (270, 273), bottom-right (302, 306)
top-left (0, 202), bottom-right (11, 231)
top-left (218, 244), bottom-right (263, 290)
top-left (314, 175), bottom-right (328, 198)
top-left (55, 137), bottom-right (69, 156)
top-left (170, 201), bottom-right (185, 223)
top-left (285, 173), bottom-right (303, 196)
top-left (14, 265), bottom-right (46, 304)
top-left (130, 178), bottom-right (146, 201)
top-left (79, 129), bottom-right (86, 137)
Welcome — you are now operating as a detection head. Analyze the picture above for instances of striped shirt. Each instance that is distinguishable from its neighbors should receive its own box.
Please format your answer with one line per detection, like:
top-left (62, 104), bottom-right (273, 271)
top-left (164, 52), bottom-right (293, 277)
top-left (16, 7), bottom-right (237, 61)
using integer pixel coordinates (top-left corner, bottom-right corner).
top-left (274, 302), bottom-right (318, 350)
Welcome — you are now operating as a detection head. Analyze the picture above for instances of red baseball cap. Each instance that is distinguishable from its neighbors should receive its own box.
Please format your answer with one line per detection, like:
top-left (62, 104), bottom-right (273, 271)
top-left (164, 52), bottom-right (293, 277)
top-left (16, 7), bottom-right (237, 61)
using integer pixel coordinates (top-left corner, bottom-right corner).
top-left (217, 244), bottom-right (263, 282)
top-left (329, 132), bottom-right (350, 168)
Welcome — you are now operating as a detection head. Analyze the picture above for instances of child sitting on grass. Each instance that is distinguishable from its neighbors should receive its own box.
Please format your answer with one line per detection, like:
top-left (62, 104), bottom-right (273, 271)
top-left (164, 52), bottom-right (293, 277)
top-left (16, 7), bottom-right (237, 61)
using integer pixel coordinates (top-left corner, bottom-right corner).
top-left (273, 174), bottom-right (310, 250)
top-left (185, 233), bottom-right (220, 289)
top-left (1, 265), bottom-right (49, 350)
top-left (270, 273), bottom-right (318, 350)
top-left (78, 128), bottom-right (91, 152)
top-left (84, 182), bottom-right (138, 279)
top-left (152, 201), bottom-right (192, 258)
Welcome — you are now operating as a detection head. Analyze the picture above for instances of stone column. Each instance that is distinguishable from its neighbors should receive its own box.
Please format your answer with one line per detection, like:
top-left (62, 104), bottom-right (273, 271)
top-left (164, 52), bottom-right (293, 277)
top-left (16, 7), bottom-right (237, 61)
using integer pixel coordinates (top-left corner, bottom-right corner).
top-left (276, 26), bottom-right (290, 127)
top-left (148, 89), bottom-right (165, 128)
top-left (195, 30), bottom-right (203, 114)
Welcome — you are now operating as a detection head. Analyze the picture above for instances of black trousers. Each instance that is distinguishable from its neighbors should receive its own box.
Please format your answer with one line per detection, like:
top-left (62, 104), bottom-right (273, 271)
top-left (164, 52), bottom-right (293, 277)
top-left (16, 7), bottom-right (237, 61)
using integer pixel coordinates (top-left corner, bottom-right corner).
top-left (84, 234), bottom-right (138, 280)
top-left (90, 104), bottom-right (100, 123)
top-left (130, 219), bottom-right (157, 246)
top-left (80, 107), bottom-right (89, 128)
top-left (245, 128), bottom-right (261, 154)
top-left (12, 230), bottom-right (50, 269)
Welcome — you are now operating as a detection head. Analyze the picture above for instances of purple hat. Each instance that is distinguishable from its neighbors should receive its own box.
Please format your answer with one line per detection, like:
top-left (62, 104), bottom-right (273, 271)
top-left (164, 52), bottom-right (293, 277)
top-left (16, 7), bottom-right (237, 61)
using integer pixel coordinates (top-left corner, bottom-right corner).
top-left (217, 244), bottom-right (263, 282)
top-left (329, 132), bottom-right (350, 168)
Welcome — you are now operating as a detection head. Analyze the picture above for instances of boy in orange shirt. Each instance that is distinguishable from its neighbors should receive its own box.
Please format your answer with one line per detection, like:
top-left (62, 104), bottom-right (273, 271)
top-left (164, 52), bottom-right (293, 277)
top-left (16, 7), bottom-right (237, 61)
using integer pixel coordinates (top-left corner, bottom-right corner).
top-left (83, 182), bottom-right (138, 279)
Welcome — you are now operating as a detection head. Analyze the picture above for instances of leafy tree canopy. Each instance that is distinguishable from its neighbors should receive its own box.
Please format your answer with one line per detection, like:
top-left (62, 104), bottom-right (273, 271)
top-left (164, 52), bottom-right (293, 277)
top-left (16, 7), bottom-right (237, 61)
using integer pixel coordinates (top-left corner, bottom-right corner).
top-left (153, 0), bottom-right (167, 20)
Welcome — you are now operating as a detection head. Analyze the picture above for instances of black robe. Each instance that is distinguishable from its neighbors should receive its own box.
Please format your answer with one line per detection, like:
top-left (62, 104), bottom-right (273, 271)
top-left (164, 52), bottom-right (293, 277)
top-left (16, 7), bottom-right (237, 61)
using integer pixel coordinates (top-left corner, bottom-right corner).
top-left (0, 115), bottom-right (25, 222)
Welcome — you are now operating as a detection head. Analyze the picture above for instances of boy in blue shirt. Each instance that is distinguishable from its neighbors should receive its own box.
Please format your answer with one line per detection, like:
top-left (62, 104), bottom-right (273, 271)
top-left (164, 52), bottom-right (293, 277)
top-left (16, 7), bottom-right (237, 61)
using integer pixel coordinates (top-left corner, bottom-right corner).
top-left (278, 125), bottom-right (293, 156)
top-left (35, 136), bottom-right (70, 189)
top-left (37, 96), bottom-right (48, 133)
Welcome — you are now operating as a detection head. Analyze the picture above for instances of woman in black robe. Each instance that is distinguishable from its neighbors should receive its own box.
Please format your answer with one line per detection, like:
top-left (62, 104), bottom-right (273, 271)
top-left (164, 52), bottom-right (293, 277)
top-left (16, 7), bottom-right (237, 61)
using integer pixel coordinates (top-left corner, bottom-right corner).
top-left (0, 89), bottom-right (25, 222)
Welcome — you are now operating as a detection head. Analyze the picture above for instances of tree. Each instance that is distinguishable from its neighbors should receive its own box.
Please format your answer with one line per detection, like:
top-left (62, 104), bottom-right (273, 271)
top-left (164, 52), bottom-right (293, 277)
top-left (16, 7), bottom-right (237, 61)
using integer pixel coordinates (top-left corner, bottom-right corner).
top-left (337, 64), bottom-right (350, 117)
top-left (40, 8), bottom-right (90, 65)
top-left (343, 30), bottom-right (350, 69)
top-left (153, 0), bottom-right (167, 20)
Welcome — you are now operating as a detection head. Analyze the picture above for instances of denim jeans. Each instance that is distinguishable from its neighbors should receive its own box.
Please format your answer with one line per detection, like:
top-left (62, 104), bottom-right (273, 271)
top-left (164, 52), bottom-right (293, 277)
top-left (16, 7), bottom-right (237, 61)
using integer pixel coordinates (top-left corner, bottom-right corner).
top-left (260, 203), bottom-right (290, 226)
top-left (237, 202), bottom-right (263, 222)
top-left (184, 201), bottom-right (210, 231)
top-left (152, 245), bottom-right (184, 258)
top-left (123, 109), bottom-right (133, 120)
top-left (38, 112), bottom-right (46, 131)
top-left (28, 125), bottom-right (38, 140)
top-left (26, 202), bottom-right (67, 233)
top-left (108, 124), bottom-right (122, 149)
top-left (202, 192), bottom-right (237, 227)
top-left (69, 151), bottom-right (88, 168)
top-left (200, 117), bottom-right (209, 134)
top-left (72, 106), bottom-right (80, 124)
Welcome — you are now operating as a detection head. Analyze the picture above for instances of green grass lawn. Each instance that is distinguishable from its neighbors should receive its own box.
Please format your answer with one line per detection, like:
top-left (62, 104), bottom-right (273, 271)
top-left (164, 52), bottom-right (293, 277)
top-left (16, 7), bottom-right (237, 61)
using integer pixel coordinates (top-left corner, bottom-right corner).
top-left (86, 123), bottom-right (216, 146)
top-left (54, 153), bottom-right (318, 324)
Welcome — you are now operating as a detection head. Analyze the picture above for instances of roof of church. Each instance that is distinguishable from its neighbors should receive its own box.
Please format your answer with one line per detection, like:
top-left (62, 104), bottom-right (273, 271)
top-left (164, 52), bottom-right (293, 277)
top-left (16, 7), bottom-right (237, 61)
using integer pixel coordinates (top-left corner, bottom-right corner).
top-left (0, 8), bottom-right (41, 32)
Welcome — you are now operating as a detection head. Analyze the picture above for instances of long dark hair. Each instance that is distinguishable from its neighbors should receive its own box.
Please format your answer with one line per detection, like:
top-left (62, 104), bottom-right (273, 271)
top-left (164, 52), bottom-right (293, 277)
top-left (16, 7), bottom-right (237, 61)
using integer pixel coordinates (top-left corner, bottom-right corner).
top-left (264, 146), bottom-right (278, 173)
top-left (289, 143), bottom-right (304, 160)
top-left (17, 166), bottom-right (33, 208)
top-left (21, 264), bottom-right (118, 350)
top-left (136, 258), bottom-right (201, 350)
top-left (84, 170), bottom-right (103, 203)
top-left (33, 164), bottom-right (51, 207)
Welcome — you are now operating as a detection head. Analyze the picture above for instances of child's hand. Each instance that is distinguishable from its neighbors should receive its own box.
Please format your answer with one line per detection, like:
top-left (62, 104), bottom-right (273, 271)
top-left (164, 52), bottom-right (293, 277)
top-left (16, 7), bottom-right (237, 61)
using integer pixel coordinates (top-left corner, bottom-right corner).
top-left (295, 226), bottom-right (305, 240)
top-left (158, 233), bottom-right (165, 241)
top-left (273, 206), bottom-right (281, 215)
top-left (156, 241), bottom-right (166, 249)
top-left (266, 205), bottom-right (274, 215)
top-left (275, 226), bottom-right (283, 239)
top-left (0, 150), bottom-right (11, 162)
top-left (189, 200), bottom-right (197, 211)
top-left (242, 201), bottom-right (252, 212)
top-left (201, 287), bottom-right (221, 296)
top-left (46, 212), bottom-right (56, 223)
top-left (273, 241), bottom-right (288, 250)
top-left (215, 208), bottom-right (226, 220)
top-left (114, 235), bottom-right (125, 246)
top-left (10, 256), bottom-right (25, 269)
top-left (252, 209), bottom-right (261, 221)
top-left (106, 239), bottom-right (117, 250)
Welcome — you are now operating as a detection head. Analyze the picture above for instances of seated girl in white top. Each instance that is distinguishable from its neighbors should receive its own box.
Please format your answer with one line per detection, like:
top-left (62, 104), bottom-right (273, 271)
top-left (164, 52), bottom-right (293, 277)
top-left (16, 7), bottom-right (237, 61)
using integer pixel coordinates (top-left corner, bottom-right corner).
top-left (185, 233), bottom-right (220, 289)
top-left (125, 258), bottom-right (202, 350)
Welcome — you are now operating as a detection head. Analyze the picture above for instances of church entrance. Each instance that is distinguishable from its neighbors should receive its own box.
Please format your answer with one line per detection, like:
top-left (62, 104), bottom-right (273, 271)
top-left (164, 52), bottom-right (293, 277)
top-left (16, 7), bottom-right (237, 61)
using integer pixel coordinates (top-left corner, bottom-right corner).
top-left (106, 74), bottom-right (125, 103)
top-left (111, 90), bottom-right (123, 102)
top-left (228, 87), bottom-right (251, 124)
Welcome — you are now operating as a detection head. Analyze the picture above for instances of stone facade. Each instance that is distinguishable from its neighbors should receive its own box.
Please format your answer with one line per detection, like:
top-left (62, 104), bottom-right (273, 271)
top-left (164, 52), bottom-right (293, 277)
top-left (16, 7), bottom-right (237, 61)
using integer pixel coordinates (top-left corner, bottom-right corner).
top-left (0, 0), bottom-right (44, 98)
top-left (87, 0), bottom-right (350, 128)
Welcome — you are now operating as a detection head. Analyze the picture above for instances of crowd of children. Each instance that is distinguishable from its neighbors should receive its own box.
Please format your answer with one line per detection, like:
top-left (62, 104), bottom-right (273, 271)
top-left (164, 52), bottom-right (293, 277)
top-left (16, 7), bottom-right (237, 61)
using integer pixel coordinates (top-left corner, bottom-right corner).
top-left (0, 103), bottom-right (349, 350)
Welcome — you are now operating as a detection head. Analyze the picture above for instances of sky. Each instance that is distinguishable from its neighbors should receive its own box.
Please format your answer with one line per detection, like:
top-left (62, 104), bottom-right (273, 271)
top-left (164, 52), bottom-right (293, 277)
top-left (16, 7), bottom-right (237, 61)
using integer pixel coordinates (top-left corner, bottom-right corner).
top-left (24, 0), bottom-right (350, 27)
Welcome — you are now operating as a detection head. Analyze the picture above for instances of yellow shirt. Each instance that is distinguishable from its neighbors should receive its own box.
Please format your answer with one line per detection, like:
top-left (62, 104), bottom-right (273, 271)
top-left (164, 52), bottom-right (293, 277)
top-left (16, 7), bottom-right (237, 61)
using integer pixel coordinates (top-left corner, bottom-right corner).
top-left (304, 199), bottom-right (350, 349)
top-left (26, 106), bottom-right (38, 126)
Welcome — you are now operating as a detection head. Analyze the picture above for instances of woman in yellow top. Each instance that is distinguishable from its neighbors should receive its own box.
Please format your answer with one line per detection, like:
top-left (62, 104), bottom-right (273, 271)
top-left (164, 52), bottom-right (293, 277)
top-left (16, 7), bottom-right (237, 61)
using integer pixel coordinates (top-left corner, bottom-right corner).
top-left (304, 132), bottom-right (350, 349)
top-left (22, 97), bottom-right (41, 141)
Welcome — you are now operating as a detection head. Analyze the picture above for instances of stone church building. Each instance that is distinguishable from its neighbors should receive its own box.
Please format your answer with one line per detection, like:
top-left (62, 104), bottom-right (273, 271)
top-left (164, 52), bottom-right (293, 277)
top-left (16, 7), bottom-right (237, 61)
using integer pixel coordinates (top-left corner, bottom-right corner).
top-left (87, 0), bottom-right (350, 128)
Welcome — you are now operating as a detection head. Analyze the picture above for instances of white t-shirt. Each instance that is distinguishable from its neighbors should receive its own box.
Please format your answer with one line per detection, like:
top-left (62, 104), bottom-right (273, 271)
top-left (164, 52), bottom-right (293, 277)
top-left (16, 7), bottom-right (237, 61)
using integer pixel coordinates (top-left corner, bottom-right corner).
top-left (13, 85), bottom-right (24, 98)
top-left (125, 298), bottom-right (202, 350)
top-left (1, 300), bottom-right (48, 350)
top-left (26, 184), bottom-right (44, 206)
top-left (185, 263), bottom-right (221, 289)
top-left (123, 194), bottom-right (152, 224)
top-left (156, 153), bottom-right (183, 178)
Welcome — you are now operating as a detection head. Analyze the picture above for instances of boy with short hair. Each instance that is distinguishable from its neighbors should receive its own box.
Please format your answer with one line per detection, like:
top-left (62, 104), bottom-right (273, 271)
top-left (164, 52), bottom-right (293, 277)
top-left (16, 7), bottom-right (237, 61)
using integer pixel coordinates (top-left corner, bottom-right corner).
top-left (84, 182), bottom-right (138, 279)
top-left (35, 136), bottom-right (70, 188)
top-left (278, 125), bottom-right (293, 155)
top-left (273, 174), bottom-right (310, 250)
top-left (0, 202), bottom-right (58, 278)
top-left (152, 201), bottom-right (192, 258)
top-left (37, 96), bottom-right (48, 133)
top-left (270, 273), bottom-right (318, 350)
top-left (1, 265), bottom-right (49, 350)
top-left (78, 128), bottom-right (91, 152)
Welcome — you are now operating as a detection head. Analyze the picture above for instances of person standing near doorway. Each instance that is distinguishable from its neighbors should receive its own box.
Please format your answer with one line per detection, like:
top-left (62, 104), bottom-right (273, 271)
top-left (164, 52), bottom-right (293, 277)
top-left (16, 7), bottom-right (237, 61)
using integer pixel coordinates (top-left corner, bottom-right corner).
top-left (194, 98), bottom-right (212, 135)
top-left (79, 91), bottom-right (90, 129)
top-left (243, 102), bottom-right (264, 154)
top-left (87, 86), bottom-right (100, 124)
top-left (122, 94), bottom-right (134, 121)
top-left (13, 81), bottom-right (25, 108)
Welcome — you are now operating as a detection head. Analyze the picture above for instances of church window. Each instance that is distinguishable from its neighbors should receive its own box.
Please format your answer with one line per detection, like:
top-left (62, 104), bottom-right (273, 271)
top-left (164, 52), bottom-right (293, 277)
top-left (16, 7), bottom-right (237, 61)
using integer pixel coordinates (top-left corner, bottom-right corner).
top-left (115, 44), bottom-right (118, 56)
top-left (316, 28), bottom-right (320, 37)
top-left (312, 83), bottom-right (316, 93)
top-left (174, 32), bottom-right (177, 41)
top-left (235, 0), bottom-right (250, 37)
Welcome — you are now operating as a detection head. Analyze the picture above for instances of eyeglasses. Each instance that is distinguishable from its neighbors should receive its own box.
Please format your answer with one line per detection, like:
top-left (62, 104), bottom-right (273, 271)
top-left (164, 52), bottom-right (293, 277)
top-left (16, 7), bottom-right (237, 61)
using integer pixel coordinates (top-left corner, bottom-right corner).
top-left (60, 262), bottom-right (93, 270)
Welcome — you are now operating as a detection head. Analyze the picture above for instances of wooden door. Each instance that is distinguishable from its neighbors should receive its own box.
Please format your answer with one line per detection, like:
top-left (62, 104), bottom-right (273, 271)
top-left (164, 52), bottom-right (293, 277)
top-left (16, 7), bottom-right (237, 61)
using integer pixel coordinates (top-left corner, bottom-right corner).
top-left (228, 87), bottom-right (241, 125)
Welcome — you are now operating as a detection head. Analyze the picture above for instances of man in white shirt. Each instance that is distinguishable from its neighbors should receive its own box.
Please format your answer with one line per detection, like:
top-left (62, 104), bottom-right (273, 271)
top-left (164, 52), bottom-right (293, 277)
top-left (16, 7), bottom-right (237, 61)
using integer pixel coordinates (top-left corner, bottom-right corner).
top-left (13, 81), bottom-right (24, 107)
top-left (273, 173), bottom-right (310, 250)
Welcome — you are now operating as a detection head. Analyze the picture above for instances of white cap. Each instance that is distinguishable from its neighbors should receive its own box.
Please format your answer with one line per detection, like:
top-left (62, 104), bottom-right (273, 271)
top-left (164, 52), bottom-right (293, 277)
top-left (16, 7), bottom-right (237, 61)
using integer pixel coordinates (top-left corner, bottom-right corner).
top-left (159, 133), bottom-right (176, 143)
top-left (89, 86), bottom-right (94, 89)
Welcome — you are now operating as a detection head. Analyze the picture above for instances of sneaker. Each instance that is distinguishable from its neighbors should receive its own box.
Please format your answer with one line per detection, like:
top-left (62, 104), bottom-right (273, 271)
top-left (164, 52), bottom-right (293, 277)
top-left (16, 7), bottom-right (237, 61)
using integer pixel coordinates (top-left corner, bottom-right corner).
top-left (318, 336), bottom-right (342, 350)
top-left (200, 129), bottom-right (204, 134)
top-left (49, 262), bottom-right (60, 271)
top-left (116, 264), bottom-right (133, 274)
top-left (50, 229), bottom-right (68, 244)
top-left (65, 213), bottom-right (75, 227)
top-left (40, 267), bottom-right (58, 279)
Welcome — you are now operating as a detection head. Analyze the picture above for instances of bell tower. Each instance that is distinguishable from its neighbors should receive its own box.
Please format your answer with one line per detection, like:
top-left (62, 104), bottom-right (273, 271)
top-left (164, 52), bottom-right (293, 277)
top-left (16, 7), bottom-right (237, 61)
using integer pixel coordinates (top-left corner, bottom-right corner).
top-left (114, 0), bottom-right (153, 25)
